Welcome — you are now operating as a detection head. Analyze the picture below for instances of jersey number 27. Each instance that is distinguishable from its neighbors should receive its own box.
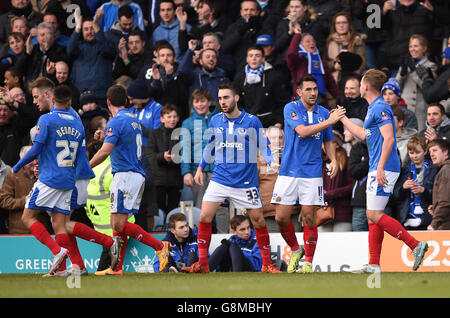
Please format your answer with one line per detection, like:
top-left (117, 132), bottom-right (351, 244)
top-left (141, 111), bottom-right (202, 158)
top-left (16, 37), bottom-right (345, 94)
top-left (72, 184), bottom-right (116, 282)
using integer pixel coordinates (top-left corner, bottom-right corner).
top-left (56, 140), bottom-right (79, 167)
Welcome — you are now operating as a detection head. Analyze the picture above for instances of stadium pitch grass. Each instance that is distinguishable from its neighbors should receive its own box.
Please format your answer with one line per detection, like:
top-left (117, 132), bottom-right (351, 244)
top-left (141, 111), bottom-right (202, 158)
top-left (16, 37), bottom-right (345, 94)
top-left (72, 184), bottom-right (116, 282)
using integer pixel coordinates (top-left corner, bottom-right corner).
top-left (1, 272), bottom-right (449, 298)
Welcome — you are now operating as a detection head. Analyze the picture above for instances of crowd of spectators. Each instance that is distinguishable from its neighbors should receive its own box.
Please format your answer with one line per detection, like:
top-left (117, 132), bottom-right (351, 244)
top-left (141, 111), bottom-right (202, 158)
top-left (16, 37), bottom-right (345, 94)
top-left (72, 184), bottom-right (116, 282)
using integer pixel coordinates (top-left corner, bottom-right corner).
top-left (0, 0), bottom-right (449, 235)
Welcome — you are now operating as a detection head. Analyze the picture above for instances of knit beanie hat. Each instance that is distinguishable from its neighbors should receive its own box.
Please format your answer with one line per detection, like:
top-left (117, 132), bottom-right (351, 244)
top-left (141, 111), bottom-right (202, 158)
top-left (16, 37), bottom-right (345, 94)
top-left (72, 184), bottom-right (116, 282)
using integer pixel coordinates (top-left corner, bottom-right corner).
top-left (381, 77), bottom-right (401, 97)
top-left (127, 79), bottom-right (150, 99)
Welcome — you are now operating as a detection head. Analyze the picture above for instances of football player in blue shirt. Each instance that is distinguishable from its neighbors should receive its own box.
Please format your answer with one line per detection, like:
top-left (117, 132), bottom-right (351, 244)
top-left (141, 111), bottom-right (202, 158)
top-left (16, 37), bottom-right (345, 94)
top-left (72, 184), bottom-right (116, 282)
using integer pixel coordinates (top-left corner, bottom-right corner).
top-left (181, 82), bottom-right (282, 274)
top-left (339, 69), bottom-right (428, 273)
top-left (12, 84), bottom-right (86, 276)
top-left (50, 95), bottom-right (122, 276)
top-left (271, 75), bottom-right (346, 274)
top-left (89, 85), bottom-right (170, 273)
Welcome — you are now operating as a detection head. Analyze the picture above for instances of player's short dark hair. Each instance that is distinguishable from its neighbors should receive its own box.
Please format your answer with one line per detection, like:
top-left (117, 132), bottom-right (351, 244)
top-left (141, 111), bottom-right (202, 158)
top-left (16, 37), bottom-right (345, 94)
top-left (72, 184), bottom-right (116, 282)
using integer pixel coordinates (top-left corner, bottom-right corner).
top-left (107, 85), bottom-right (128, 107)
top-left (54, 84), bottom-right (72, 104)
top-left (168, 212), bottom-right (187, 229)
top-left (230, 215), bottom-right (250, 231)
top-left (427, 139), bottom-right (450, 154)
top-left (297, 74), bottom-right (317, 89)
top-left (218, 82), bottom-right (239, 96)
top-left (427, 103), bottom-right (445, 115)
top-left (118, 5), bottom-right (134, 19)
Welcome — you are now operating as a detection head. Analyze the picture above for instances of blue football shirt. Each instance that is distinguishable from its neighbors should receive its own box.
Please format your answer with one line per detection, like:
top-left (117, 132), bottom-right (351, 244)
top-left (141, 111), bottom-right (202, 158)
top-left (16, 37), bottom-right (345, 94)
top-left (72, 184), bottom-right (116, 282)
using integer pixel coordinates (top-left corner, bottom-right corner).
top-left (279, 100), bottom-right (334, 178)
top-left (364, 96), bottom-right (400, 173)
top-left (34, 108), bottom-right (85, 190)
top-left (104, 108), bottom-right (146, 177)
top-left (51, 105), bottom-right (95, 180)
top-left (199, 110), bottom-right (272, 188)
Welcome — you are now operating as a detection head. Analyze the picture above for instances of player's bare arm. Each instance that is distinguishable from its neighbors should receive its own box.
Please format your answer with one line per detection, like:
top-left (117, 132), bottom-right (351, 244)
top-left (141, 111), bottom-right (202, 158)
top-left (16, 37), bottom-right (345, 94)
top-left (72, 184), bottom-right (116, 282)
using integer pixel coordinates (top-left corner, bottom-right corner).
top-left (294, 107), bottom-right (346, 138)
top-left (323, 140), bottom-right (338, 179)
top-left (89, 142), bottom-right (114, 169)
top-left (194, 166), bottom-right (204, 186)
top-left (376, 123), bottom-right (395, 187)
top-left (340, 113), bottom-right (366, 142)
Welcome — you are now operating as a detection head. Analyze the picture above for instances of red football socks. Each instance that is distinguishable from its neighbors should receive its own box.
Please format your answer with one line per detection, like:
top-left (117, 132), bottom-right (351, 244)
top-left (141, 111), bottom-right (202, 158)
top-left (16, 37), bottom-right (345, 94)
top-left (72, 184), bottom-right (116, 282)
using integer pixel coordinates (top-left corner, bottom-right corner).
top-left (279, 221), bottom-right (300, 252)
top-left (73, 222), bottom-right (114, 248)
top-left (254, 226), bottom-right (272, 266)
top-left (67, 234), bottom-right (86, 270)
top-left (29, 222), bottom-right (61, 255)
top-left (197, 221), bottom-right (212, 266)
top-left (55, 233), bottom-right (71, 271)
top-left (303, 225), bottom-right (318, 263)
top-left (113, 232), bottom-right (128, 271)
top-left (377, 214), bottom-right (418, 250)
top-left (368, 223), bottom-right (384, 265)
top-left (122, 222), bottom-right (163, 251)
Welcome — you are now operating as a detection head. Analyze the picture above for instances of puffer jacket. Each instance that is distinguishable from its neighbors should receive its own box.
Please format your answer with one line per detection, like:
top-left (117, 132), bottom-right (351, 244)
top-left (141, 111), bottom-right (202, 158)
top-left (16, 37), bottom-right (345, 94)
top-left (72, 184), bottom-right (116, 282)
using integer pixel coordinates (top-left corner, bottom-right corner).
top-left (227, 230), bottom-right (262, 272)
top-left (152, 228), bottom-right (199, 272)
top-left (180, 104), bottom-right (219, 177)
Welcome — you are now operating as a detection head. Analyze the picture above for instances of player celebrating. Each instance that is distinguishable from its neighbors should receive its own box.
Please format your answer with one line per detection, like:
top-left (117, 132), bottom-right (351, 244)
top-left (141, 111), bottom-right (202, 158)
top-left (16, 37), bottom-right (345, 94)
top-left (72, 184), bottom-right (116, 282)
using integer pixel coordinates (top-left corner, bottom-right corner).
top-left (339, 69), bottom-right (428, 273)
top-left (272, 75), bottom-right (346, 274)
top-left (89, 85), bottom-right (170, 272)
top-left (182, 82), bottom-right (282, 273)
top-left (12, 85), bottom-right (87, 276)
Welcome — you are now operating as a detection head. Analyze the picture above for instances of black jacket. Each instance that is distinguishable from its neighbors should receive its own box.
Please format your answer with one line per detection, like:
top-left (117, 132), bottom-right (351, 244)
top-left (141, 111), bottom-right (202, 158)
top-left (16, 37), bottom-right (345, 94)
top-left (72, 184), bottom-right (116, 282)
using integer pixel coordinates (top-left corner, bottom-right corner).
top-left (348, 141), bottom-right (369, 207)
top-left (112, 50), bottom-right (154, 80)
top-left (383, 1), bottom-right (448, 68)
top-left (0, 102), bottom-right (40, 166)
top-left (16, 42), bottom-right (68, 86)
top-left (145, 125), bottom-right (183, 188)
top-left (233, 62), bottom-right (287, 128)
top-left (140, 63), bottom-right (190, 121)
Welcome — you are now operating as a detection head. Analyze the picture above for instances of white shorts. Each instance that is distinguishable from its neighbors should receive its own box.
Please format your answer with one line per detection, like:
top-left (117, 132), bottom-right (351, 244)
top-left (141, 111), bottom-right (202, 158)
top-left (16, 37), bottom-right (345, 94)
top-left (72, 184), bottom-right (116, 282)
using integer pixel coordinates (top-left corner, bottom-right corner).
top-left (202, 180), bottom-right (262, 210)
top-left (271, 175), bottom-right (324, 206)
top-left (25, 180), bottom-right (73, 215)
top-left (71, 179), bottom-right (90, 209)
top-left (366, 170), bottom-right (400, 210)
top-left (110, 171), bottom-right (145, 214)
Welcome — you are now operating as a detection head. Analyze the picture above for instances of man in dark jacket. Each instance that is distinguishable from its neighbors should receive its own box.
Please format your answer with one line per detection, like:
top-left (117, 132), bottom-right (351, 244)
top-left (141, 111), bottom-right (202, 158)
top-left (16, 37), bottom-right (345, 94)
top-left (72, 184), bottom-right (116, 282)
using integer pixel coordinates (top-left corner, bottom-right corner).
top-left (152, 212), bottom-right (199, 272)
top-left (428, 139), bottom-right (450, 230)
top-left (221, 0), bottom-right (264, 71)
top-left (417, 103), bottom-right (450, 143)
top-left (16, 22), bottom-right (68, 88)
top-left (67, 9), bottom-right (115, 103)
top-left (179, 40), bottom-right (229, 104)
top-left (0, 93), bottom-right (40, 167)
top-left (112, 29), bottom-right (153, 80)
top-left (140, 41), bottom-right (190, 121)
top-left (234, 45), bottom-right (287, 128)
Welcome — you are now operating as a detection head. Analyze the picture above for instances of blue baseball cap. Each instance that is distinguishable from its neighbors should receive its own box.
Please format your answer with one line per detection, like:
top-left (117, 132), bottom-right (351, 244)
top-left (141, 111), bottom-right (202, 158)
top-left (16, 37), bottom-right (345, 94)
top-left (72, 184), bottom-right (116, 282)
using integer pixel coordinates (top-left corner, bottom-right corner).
top-left (256, 34), bottom-right (274, 46)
